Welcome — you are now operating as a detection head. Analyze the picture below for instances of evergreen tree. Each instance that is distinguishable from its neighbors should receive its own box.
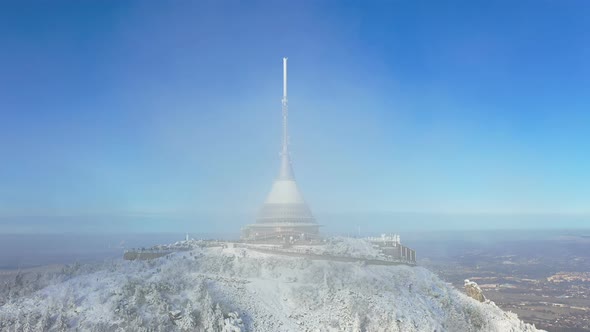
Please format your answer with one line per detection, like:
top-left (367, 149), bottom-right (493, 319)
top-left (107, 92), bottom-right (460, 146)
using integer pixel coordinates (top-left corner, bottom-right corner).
top-left (36, 310), bottom-right (50, 331)
top-left (352, 313), bottom-right (363, 332)
top-left (57, 311), bottom-right (69, 332)
top-left (22, 313), bottom-right (32, 332)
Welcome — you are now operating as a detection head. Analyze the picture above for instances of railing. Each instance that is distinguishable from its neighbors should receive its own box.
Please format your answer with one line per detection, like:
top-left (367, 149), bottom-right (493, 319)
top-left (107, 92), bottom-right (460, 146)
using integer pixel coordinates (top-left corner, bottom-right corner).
top-left (235, 243), bottom-right (416, 265)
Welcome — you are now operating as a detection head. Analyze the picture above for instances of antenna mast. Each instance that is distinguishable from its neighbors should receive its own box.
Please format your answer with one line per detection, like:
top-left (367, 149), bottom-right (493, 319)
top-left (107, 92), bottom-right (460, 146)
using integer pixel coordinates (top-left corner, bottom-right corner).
top-left (278, 57), bottom-right (294, 180)
top-left (282, 57), bottom-right (288, 156)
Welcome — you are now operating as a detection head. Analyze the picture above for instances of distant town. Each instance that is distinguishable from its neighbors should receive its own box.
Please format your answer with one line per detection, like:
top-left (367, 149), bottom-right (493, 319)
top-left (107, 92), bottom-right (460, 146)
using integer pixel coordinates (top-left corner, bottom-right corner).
top-left (420, 232), bottom-right (590, 332)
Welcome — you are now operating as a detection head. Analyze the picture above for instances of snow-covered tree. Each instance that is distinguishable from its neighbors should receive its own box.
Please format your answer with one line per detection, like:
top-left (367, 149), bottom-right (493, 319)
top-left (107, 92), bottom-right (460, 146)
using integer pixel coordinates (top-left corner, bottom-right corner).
top-left (22, 313), bottom-right (33, 332)
top-left (56, 310), bottom-right (69, 332)
top-left (36, 309), bottom-right (51, 331)
top-left (221, 312), bottom-right (244, 332)
top-left (352, 313), bottom-right (363, 332)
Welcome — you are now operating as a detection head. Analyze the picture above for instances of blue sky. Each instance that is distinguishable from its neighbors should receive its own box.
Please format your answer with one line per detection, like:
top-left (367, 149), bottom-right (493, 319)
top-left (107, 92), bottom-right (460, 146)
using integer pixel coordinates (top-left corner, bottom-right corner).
top-left (0, 1), bottom-right (589, 233)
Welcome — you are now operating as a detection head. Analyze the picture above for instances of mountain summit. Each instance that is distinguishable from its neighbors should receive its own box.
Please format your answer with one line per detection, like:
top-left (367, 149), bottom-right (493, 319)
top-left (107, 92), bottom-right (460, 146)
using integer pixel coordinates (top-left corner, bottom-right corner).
top-left (0, 238), bottom-right (542, 331)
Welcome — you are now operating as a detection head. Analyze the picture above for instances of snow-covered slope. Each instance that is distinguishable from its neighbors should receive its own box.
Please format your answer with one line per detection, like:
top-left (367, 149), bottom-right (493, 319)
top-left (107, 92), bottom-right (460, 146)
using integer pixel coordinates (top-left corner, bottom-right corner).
top-left (0, 239), bottom-right (542, 332)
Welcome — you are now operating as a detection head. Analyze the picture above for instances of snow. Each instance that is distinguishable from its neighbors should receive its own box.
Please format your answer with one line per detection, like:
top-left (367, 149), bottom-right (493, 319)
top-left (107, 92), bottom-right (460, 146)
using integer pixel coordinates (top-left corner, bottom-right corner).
top-left (305, 237), bottom-right (384, 259)
top-left (0, 238), bottom-right (543, 331)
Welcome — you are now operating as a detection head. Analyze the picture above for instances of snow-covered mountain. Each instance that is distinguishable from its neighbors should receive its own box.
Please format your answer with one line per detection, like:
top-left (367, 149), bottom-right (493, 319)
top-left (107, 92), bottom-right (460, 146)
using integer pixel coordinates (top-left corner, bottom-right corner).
top-left (0, 238), bottom-right (542, 331)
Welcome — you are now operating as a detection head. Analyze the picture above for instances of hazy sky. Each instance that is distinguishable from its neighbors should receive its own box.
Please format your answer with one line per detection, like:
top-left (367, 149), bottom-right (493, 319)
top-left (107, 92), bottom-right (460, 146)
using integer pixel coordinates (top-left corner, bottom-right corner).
top-left (1, 1), bottom-right (589, 233)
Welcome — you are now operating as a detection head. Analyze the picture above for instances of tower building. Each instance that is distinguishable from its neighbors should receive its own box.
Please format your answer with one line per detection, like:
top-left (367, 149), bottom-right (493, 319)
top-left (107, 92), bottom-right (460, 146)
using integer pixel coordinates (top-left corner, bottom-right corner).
top-left (241, 58), bottom-right (320, 241)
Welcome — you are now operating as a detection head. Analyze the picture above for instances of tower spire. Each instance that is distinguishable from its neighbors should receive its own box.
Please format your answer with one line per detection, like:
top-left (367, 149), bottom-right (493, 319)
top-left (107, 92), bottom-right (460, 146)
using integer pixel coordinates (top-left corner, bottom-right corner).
top-left (241, 57), bottom-right (319, 241)
top-left (282, 57), bottom-right (288, 154)
top-left (279, 57), bottom-right (294, 179)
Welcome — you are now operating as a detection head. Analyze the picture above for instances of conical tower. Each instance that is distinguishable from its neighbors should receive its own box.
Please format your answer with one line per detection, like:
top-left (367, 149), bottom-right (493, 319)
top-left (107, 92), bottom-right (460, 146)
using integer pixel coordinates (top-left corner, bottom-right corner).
top-left (242, 58), bottom-right (320, 241)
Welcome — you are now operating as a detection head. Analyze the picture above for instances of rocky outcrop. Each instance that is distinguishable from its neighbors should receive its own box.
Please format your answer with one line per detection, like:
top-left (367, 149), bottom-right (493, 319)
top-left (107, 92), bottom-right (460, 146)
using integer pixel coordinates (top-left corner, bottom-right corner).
top-left (464, 279), bottom-right (486, 302)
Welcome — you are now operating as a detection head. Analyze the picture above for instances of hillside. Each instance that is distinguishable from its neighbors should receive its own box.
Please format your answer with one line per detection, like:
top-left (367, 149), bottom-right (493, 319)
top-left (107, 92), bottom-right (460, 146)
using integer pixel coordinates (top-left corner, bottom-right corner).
top-left (0, 239), bottom-right (542, 331)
